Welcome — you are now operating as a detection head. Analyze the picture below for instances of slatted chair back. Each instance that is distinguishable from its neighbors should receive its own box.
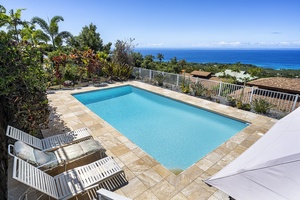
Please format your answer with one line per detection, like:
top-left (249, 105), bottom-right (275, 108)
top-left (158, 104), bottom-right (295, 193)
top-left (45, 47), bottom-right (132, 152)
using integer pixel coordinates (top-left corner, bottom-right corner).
top-left (41, 127), bottom-right (92, 150)
top-left (6, 126), bottom-right (92, 151)
top-left (13, 156), bottom-right (60, 199)
top-left (12, 156), bottom-right (125, 200)
top-left (58, 156), bottom-right (123, 189)
top-left (6, 125), bottom-right (43, 150)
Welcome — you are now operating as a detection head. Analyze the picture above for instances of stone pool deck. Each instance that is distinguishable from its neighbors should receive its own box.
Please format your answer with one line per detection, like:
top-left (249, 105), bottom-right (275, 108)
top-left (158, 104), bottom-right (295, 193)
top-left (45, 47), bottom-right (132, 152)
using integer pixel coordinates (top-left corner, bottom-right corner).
top-left (45, 81), bottom-right (277, 200)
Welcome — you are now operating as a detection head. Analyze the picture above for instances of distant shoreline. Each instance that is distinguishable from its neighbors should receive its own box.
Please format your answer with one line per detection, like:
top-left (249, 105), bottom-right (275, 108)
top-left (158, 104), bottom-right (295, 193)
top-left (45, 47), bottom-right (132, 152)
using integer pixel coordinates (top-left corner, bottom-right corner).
top-left (135, 48), bottom-right (300, 70)
top-left (136, 48), bottom-right (300, 50)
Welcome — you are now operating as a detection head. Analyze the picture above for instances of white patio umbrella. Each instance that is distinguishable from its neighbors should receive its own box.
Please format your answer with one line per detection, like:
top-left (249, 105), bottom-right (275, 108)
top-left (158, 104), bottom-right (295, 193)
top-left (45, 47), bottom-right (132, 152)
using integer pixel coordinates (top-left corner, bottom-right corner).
top-left (205, 107), bottom-right (300, 200)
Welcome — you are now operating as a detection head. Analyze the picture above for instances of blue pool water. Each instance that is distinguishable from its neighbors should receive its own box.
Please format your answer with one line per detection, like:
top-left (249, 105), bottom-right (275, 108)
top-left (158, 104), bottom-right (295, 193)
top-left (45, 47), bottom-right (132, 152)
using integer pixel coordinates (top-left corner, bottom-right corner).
top-left (73, 86), bottom-right (248, 170)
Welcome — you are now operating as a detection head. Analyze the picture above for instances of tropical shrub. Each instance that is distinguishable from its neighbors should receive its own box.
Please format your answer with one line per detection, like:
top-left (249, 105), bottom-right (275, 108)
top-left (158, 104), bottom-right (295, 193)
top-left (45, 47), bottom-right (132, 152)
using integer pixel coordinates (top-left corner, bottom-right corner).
top-left (52, 53), bottom-right (68, 87)
top-left (180, 75), bottom-right (190, 93)
top-left (226, 96), bottom-right (236, 107)
top-left (237, 102), bottom-right (251, 111)
top-left (155, 73), bottom-right (165, 86)
top-left (190, 82), bottom-right (206, 97)
top-left (0, 32), bottom-right (49, 135)
top-left (112, 38), bottom-right (135, 66)
top-left (204, 89), bottom-right (212, 99)
top-left (241, 103), bottom-right (251, 111)
top-left (102, 62), bottom-right (133, 81)
top-left (252, 99), bottom-right (274, 114)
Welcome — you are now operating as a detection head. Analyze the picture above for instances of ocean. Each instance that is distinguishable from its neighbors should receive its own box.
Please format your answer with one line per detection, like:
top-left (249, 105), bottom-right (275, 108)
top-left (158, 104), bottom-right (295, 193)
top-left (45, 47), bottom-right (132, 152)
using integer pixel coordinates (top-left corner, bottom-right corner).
top-left (135, 49), bottom-right (300, 70)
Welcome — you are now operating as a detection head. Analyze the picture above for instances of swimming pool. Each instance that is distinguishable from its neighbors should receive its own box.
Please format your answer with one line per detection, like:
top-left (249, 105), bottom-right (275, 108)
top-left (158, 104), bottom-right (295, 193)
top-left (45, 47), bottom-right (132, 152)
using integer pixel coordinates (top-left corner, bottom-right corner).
top-left (73, 85), bottom-right (248, 171)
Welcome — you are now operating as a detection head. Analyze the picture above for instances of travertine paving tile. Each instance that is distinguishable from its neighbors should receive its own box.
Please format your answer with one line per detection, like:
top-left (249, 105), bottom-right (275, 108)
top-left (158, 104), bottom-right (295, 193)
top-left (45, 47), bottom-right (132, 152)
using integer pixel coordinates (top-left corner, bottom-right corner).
top-left (170, 192), bottom-right (189, 200)
top-left (196, 158), bottom-right (215, 171)
top-left (137, 168), bottom-right (164, 188)
top-left (166, 173), bottom-right (191, 191)
top-left (122, 166), bottom-right (135, 181)
top-left (118, 151), bottom-right (140, 166)
top-left (181, 181), bottom-right (207, 199)
top-left (207, 196), bottom-right (219, 200)
top-left (152, 164), bottom-right (173, 179)
top-left (134, 190), bottom-right (159, 200)
top-left (140, 155), bottom-right (159, 168)
top-left (110, 144), bottom-right (131, 157)
top-left (150, 180), bottom-right (178, 200)
top-left (206, 164), bottom-right (223, 176)
top-left (127, 158), bottom-right (154, 176)
top-left (121, 177), bottom-right (148, 199)
top-left (212, 190), bottom-right (229, 200)
top-left (184, 165), bottom-right (204, 181)
top-left (45, 81), bottom-right (277, 200)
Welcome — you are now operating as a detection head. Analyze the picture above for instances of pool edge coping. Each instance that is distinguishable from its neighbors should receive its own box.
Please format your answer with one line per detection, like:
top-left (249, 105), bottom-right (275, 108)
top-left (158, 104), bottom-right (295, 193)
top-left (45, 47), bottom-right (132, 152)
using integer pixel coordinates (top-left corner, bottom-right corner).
top-left (47, 80), bottom-right (278, 199)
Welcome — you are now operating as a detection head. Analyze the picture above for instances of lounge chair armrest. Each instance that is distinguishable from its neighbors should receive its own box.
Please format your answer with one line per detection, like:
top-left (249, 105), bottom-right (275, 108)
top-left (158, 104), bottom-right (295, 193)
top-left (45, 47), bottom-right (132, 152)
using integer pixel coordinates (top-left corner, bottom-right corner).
top-left (8, 144), bottom-right (15, 157)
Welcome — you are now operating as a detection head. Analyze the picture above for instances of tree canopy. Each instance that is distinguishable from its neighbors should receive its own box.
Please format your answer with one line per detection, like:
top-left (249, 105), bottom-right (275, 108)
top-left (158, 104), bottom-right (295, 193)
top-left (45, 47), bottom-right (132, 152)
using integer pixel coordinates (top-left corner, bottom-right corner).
top-left (112, 38), bottom-right (135, 66)
top-left (31, 15), bottom-right (72, 49)
top-left (78, 23), bottom-right (102, 51)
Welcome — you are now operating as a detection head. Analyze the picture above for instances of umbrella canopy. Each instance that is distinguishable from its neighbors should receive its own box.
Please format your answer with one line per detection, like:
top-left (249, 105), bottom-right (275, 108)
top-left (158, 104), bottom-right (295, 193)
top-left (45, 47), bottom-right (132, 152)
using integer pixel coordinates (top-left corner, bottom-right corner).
top-left (205, 107), bottom-right (300, 200)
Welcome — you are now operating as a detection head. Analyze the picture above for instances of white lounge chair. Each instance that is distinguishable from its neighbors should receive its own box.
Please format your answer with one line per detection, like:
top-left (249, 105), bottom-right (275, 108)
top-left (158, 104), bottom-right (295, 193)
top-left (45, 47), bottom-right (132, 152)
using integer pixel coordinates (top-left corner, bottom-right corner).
top-left (13, 156), bottom-right (125, 200)
top-left (6, 125), bottom-right (92, 151)
top-left (96, 188), bottom-right (131, 200)
top-left (9, 139), bottom-right (106, 171)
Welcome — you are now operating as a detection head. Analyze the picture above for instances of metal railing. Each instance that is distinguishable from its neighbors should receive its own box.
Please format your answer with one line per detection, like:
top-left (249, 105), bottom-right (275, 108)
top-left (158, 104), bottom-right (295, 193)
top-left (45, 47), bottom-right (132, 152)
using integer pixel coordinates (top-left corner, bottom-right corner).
top-left (132, 67), bottom-right (299, 113)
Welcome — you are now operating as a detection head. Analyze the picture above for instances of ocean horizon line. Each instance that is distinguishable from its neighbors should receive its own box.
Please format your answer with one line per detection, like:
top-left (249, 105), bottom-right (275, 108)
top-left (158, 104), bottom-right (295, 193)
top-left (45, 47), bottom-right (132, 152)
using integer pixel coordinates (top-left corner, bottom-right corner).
top-left (135, 49), bottom-right (300, 70)
top-left (135, 47), bottom-right (300, 51)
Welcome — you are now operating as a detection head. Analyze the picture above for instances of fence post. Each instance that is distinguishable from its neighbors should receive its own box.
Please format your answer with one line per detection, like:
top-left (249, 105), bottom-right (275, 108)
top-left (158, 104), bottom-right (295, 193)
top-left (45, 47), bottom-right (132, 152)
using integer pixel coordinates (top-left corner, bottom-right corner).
top-left (218, 82), bottom-right (223, 96)
top-left (176, 74), bottom-right (179, 86)
top-left (292, 94), bottom-right (299, 111)
top-left (249, 87), bottom-right (254, 103)
top-left (139, 68), bottom-right (141, 78)
top-left (149, 70), bottom-right (152, 80)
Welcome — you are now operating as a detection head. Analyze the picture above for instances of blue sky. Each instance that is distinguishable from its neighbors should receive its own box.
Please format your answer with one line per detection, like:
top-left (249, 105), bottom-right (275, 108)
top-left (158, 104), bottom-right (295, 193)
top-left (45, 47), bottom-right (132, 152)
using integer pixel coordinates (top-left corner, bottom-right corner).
top-left (2, 0), bottom-right (300, 49)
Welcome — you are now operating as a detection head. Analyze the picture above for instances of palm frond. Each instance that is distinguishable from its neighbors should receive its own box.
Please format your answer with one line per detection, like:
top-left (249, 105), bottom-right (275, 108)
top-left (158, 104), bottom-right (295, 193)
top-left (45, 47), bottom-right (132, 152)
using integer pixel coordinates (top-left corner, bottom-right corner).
top-left (57, 31), bottom-right (72, 39)
top-left (14, 8), bottom-right (25, 19)
top-left (49, 16), bottom-right (64, 36)
top-left (49, 22), bottom-right (59, 36)
top-left (34, 30), bottom-right (50, 43)
top-left (0, 6), bottom-right (9, 27)
top-left (31, 16), bottom-right (49, 34)
top-left (0, 5), bottom-right (6, 13)
top-left (50, 15), bottom-right (64, 24)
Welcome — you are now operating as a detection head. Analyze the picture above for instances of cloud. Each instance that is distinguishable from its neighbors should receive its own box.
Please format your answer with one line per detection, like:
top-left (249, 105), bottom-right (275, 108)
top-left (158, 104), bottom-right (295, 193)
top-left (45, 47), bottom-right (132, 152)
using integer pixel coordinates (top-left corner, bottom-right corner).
top-left (138, 43), bottom-right (164, 47)
top-left (213, 41), bottom-right (300, 48)
top-left (218, 41), bottom-right (241, 46)
top-left (190, 41), bottom-right (244, 47)
top-left (252, 41), bottom-right (300, 48)
top-left (138, 41), bottom-right (300, 48)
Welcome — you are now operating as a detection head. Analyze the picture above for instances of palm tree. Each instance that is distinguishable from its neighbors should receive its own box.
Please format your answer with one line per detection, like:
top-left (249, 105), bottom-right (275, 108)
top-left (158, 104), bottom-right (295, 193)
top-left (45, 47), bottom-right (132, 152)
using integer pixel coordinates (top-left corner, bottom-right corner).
top-left (170, 56), bottom-right (178, 65)
top-left (231, 62), bottom-right (241, 73)
top-left (31, 16), bottom-right (72, 49)
top-left (178, 59), bottom-right (187, 69)
top-left (156, 53), bottom-right (164, 64)
top-left (0, 5), bottom-right (9, 27)
top-left (20, 24), bottom-right (49, 46)
top-left (0, 7), bottom-right (26, 42)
